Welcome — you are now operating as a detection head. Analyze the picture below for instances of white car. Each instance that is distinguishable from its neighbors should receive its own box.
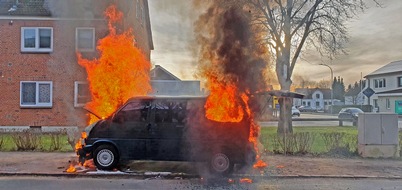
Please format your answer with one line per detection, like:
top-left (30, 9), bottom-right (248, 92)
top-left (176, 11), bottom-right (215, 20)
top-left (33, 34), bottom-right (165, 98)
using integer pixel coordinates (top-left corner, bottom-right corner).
top-left (292, 107), bottom-right (301, 117)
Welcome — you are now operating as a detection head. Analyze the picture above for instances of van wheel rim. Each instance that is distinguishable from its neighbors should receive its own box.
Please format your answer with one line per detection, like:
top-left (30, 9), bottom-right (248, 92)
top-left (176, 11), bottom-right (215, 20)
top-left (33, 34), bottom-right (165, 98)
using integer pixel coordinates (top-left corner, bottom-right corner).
top-left (212, 153), bottom-right (229, 172)
top-left (97, 149), bottom-right (114, 167)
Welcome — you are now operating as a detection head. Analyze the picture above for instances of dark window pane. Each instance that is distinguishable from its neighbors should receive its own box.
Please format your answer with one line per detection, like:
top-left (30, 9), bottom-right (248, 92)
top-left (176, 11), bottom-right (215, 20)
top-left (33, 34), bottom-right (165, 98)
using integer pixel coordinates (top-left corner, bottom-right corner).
top-left (77, 29), bottom-right (94, 49)
top-left (38, 83), bottom-right (50, 103)
top-left (22, 83), bottom-right (36, 104)
top-left (24, 29), bottom-right (36, 48)
top-left (39, 29), bottom-right (51, 48)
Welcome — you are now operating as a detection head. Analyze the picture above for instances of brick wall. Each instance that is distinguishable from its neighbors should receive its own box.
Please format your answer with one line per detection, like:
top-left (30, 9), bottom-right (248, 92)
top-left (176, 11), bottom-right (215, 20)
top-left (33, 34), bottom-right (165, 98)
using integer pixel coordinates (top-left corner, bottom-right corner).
top-left (0, 16), bottom-right (152, 128)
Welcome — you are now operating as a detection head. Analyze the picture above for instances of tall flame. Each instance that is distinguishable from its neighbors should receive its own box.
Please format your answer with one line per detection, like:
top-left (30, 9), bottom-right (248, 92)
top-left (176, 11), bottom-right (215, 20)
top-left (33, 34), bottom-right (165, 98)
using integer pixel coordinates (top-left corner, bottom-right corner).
top-left (77, 5), bottom-right (152, 124)
top-left (194, 3), bottom-right (268, 170)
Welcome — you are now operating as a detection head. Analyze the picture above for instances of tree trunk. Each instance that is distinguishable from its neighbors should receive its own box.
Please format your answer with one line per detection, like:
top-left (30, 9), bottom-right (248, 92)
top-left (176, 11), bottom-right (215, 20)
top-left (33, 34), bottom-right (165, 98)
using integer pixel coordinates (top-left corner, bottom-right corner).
top-left (276, 56), bottom-right (293, 134)
top-left (277, 88), bottom-right (293, 134)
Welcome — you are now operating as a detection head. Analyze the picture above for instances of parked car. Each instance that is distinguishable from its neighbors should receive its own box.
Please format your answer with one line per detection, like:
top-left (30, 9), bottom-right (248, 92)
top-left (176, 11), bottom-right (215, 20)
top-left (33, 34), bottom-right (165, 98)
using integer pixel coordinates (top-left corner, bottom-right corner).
top-left (77, 96), bottom-right (255, 176)
top-left (298, 106), bottom-right (315, 112)
top-left (338, 107), bottom-right (364, 122)
top-left (292, 106), bottom-right (300, 117)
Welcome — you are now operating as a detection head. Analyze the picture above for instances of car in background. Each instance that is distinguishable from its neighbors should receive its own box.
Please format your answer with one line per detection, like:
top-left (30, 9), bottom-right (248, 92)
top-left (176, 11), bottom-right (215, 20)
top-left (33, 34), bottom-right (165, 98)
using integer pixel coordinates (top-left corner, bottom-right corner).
top-left (292, 106), bottom-right (300, 117)
top-left (338, 107), bottom-right (364, 122)
top-left (298, 106), bottom-right (315, 112)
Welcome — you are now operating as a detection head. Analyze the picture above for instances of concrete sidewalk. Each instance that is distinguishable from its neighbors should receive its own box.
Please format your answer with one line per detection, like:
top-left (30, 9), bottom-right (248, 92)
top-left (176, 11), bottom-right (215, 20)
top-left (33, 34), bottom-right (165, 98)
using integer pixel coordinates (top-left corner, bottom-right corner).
top-left (1, 152), bottom-right (402, 179)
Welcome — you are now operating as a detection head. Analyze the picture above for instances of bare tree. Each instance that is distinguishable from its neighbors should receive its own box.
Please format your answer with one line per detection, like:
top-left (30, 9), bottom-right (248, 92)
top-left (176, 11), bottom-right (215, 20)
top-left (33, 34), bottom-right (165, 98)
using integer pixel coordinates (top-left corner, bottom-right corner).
top-left (245, 0), bottom-right (379, 134)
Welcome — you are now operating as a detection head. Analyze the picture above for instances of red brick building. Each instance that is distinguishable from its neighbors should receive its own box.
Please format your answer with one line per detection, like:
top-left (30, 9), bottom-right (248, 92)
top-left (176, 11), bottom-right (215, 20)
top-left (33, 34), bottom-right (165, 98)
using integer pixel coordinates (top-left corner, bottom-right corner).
top-left (0, 0), bottom-right (153, 129)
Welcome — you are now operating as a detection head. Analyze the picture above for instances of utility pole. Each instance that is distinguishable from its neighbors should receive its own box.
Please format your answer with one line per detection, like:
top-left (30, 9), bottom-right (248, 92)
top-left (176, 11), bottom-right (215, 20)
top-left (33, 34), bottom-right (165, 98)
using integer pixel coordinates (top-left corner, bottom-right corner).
top-left (319, 64), bottom-right (333, 114)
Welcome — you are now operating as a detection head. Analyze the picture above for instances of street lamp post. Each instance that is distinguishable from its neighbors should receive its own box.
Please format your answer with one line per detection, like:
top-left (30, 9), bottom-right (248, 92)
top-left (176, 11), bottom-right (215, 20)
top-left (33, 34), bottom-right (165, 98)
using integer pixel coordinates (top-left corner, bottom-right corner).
top-left (319, 63), bottom-right (333, 114)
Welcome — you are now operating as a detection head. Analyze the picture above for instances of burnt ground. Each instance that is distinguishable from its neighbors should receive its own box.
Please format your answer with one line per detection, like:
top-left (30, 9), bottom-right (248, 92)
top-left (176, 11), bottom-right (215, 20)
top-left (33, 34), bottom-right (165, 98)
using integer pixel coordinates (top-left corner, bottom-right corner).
top-left (1, 152), bottom-right (402, 178)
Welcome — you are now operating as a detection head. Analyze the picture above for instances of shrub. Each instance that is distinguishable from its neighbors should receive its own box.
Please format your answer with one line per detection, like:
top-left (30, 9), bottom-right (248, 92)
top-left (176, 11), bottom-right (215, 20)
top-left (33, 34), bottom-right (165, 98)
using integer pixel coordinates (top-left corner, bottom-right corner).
top-left (45, 129), bottom-right (67, 151)
top-left (0, 134), bottom-right (4, 149)
top-left (272, 132), bottom-right (316, 154)
top-left (11, 129), bottom-right (41, 151)
top-left (320, 132), bottom-right (345, 152)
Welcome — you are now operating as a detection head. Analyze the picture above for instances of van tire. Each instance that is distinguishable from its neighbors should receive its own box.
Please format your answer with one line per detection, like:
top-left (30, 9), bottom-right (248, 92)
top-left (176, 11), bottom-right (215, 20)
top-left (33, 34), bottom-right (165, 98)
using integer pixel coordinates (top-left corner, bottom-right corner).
top-left (93, 144), bottom-right (119, 170)
top-left (209, 152), bottom-right (233, 176)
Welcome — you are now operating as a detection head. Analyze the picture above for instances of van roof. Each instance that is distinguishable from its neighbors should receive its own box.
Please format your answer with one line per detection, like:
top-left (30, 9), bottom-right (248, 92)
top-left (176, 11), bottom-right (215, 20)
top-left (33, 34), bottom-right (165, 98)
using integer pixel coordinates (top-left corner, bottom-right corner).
top-left (127, 95), bottom-right (207, 102)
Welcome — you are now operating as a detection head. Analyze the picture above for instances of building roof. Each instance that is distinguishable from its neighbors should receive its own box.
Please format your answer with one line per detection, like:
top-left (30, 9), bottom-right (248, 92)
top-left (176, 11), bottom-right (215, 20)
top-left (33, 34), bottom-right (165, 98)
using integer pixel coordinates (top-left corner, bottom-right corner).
top-left (150, 65), bottom-right (181, 81)
top-left (0, 0), bottom-right (51, 16)
top-left (365, 60), bottom-right (402, 78)
top-left (295, 88), bottom-right (331, 99)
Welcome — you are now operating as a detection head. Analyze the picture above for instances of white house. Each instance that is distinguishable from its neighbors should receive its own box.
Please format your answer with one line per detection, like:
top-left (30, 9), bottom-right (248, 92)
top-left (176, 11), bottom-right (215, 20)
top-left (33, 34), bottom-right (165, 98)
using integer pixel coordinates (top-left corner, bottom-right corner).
top-left (149, 65), bottom-right (204, 96)
top-left (363, 60), bottom-right (402, 114)
top-left (294, 88), bottom-right (340, 111)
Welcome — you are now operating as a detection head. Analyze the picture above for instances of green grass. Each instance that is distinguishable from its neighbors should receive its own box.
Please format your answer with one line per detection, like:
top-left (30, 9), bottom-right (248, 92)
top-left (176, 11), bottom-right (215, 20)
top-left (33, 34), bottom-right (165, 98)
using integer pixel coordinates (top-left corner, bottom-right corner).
top-left (259, 126), bottom-right (358, 154)
top-left (0, 134), bottom-right (73, 152)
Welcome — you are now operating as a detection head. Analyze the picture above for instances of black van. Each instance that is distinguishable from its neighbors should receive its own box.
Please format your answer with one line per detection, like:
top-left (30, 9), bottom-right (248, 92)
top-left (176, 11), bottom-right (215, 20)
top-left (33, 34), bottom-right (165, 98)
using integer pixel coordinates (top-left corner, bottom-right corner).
top-left (77, 96), bottom-right (255, 175)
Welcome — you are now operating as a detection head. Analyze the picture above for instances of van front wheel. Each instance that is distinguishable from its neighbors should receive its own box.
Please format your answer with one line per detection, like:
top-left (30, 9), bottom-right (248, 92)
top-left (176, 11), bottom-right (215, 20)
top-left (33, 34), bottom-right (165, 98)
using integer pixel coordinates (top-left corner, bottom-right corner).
top-left (209, 152), bottom-right (233, 176)
top-left (93, 144), bottom-right (119, 170)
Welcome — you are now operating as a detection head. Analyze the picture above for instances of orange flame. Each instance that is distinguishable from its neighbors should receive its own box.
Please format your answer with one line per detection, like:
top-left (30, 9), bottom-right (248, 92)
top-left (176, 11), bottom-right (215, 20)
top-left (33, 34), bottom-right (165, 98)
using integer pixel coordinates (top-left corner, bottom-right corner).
top-left (239, 178), bottom-right (253, 184)
top-left (77, 5), bottom-right (152, 124)
top-left (66, 164), bottom-right (76, 173)
top-left (205, 83), bottom-right (244, 122)
top-left (75, 132), bottom-right (87, 152)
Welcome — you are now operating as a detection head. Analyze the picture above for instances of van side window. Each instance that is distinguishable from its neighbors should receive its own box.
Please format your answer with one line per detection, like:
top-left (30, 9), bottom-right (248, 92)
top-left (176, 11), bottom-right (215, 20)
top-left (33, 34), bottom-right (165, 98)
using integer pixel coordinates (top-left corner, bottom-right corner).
top-left (154, 100), bottom-right (186, 123)
top-left (115, 101), bottom-right (150, 122)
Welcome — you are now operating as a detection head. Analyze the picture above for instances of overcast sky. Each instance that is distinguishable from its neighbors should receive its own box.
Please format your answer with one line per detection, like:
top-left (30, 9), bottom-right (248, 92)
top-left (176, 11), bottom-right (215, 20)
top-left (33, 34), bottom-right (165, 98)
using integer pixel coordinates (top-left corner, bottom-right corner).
top-left (148, 0), bottom-right (402, 86)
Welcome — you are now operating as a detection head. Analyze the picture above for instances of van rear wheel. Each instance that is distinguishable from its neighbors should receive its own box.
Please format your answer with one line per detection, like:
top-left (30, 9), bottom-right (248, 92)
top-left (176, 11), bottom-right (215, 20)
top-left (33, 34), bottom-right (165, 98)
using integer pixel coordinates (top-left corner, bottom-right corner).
top-left (93, 144), bottom-right (119, 170)
top-left (209, 152), bottom-right (233, 176)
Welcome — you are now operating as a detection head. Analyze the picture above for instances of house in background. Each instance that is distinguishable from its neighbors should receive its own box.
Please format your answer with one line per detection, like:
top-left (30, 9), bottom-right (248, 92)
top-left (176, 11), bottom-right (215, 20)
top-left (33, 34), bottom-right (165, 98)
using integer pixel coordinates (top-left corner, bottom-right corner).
top-left (344, 81), bottom-right (366, 105)
top-left (150, 65), bottom-right (203, 96)
top-left (363, 60), bottom-right (402, 114)
top-left (0, 0), bottom-right (153, 129)
top-left (294, 88), bottom-right (341, 111)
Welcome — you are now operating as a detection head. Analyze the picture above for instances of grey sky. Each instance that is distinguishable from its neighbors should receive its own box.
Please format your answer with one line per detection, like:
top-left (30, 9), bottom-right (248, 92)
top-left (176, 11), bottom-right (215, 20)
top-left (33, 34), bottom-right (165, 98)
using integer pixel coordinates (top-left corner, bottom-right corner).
top-left (148, 0), bottom-right (402, 86)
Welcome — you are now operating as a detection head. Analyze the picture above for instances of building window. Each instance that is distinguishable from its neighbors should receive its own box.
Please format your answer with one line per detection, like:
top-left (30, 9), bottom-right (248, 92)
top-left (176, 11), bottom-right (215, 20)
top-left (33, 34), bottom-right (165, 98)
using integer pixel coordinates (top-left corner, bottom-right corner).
top-left (74, 82), bottom-right (90, 107)
top-left (398, 77), bottom-right (402, 87)
top-left (386, 98), bottom-right (391, 109)
top-left (373, 99), bottom-right (378, 108)
top-left (315, 101), bottom-right (320, 107)
top-left (21, 27), bottom-right (53, 53)
top-left (316, 94), bottom-right (320, 99)
top-left (20, 81), bottom-right (52, 108)
top-left (307, 102), bottom-right (311, 106)
top-left (374, 78), bottom-right (386, 88)
top-left (76, 28), bottom-right (95, 52)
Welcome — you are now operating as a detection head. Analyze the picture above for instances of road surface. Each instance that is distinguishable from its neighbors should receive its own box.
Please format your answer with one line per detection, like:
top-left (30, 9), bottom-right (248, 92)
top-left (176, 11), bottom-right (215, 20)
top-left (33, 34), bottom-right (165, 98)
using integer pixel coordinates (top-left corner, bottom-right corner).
top-left (0, 176), bottom-right (401, 190)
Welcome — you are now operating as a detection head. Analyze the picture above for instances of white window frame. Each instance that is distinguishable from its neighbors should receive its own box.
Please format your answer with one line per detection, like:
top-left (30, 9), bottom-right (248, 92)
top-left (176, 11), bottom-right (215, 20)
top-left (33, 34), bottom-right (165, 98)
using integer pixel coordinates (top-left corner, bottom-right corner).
top-left (374, 78), bottom-right (386, 88)
top-left (76, 27), bottom-right (95, 52)
top-left (21, 27), bottom-right (53, 53)
top-left (74, 81), bottom-right (90, 107)
top-left (20, 81), bottom-right (53, 108)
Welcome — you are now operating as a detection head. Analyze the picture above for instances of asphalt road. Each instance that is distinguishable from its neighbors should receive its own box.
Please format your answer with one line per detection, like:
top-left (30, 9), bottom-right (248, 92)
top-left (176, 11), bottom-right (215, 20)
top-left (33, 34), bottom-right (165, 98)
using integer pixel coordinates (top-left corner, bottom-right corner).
top-left (1, 176), bottom-right (401, 190)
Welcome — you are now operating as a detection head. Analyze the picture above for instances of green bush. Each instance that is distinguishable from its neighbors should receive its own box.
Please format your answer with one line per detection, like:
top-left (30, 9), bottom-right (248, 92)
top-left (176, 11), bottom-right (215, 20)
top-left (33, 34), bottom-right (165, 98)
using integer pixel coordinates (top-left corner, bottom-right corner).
top-left (11, 129), bottom-right (42, 151)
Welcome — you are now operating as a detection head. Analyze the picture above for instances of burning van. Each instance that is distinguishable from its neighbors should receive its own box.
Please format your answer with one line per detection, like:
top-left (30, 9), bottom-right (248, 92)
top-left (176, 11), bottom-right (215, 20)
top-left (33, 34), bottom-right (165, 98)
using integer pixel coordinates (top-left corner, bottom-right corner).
top-left (77, 96), bottom-right (255, 175)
